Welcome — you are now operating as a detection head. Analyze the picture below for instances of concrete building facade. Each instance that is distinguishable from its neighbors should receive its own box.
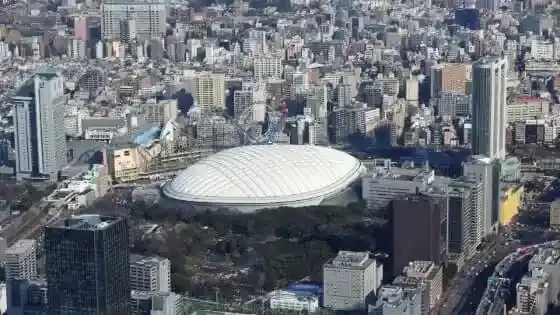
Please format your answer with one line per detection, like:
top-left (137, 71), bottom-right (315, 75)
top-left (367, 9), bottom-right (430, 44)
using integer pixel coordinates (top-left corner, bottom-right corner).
top-left (323, 251), bottom-right (381, 310)
top-left (130, 254), bottom-right (171, 293)
top-left (5, 239), bottom-right (37, 281)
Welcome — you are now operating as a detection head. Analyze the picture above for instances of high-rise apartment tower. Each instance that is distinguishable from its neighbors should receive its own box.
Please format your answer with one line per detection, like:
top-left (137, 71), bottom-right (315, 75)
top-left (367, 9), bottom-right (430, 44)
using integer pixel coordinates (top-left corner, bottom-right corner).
top-left (101, 0), bottom-right (166, 40)
top-left (472, 57), bottom-right (507, 159)
top-left (195, 72), bottom-right (225, 113)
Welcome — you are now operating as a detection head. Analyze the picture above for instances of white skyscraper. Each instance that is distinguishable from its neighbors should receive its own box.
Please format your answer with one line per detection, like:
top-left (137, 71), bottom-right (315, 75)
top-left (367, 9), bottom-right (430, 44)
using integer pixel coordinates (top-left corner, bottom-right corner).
top-left (472, 57), bottom-right (507, 160)
top-left (463, 156), bottom-right (501, 240)
top-left (12, 68), bottom-right (67, 181)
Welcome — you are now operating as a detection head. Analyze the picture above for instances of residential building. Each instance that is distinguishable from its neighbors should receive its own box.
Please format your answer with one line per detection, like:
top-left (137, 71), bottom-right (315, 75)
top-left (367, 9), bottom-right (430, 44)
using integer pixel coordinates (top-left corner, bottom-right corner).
top-left (5, 239), bottom-right (37, 281)
top-left (332, 107), bottom-right (379, 143)
top-left (463, 156), bottom-right (501, 240)
top-left (430, 63), bottom-right (470, 98)
top-left (101, 0), bottom-right (166, 40)
top-left (145, 100), bottom-right (178, 125)
top-left (253, 55), bottom-right (283, 80)
top-left (472, 57), bottom-right (507, 159)
top-left (194, 72), bottom-right (225, 113)
top-left (515, 269), bottom-right (549, 315)
top-left (528, 248), bottom-right (560, 305)
top-left (507, 97), bottom-right (550, 123)
top-left (402, 261), bottom-right (443, 308)
top-left (130, 254), bottom-right (171, 293)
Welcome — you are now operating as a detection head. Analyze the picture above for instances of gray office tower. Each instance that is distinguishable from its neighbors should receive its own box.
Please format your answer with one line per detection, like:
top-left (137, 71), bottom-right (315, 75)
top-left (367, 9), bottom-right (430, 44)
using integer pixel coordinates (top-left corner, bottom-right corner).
top-left (11, 68), bottom-right (67, 181)
top-left (45, 215), bottom-right (130, 315)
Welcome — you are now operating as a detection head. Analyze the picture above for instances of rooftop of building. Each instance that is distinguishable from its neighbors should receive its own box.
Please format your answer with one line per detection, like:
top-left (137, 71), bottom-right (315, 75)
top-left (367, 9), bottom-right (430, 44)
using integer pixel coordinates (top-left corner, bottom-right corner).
top-left (132, 126), bottom-right (161, 147)
top-left (376, 285), bottom-right (406, 306)
top-left (325, 251), bottom-right (373, 269)
top-left (392, 275), bottom-right (425, 288)
top-left (50, 214), bottom-right (121, 231)
top-left (270, 289), bottom-right (320, 301)
top-left (36, 67), bottom-right (61, 79)
top-left (531, 248), bottom-right (560, 266)
top-left (475, 56), bottom-right (506, 67)
top-left (403, 261), bottom-right (439, 279)
top-left (502, 156), bottom-right (521, 166)
top-left (13, 67), bottom-right (62, 99)
top-left (131, 290), bottom-right (154, 300)
top-left (367, 162), bottom-right (434, 183)
top-left (465, 155), bottom-right (494, 164)
top-left (514, 96), bottom-right (547, 103)
top-left (6, 239), bottom-right (35, 255)
top-left (130, 254), bottom-right (168, 266)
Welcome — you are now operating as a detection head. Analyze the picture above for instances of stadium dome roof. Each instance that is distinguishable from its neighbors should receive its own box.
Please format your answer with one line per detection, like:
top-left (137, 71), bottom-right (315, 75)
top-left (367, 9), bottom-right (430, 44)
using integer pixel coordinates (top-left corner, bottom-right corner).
top-left (162, 145), bottom-right (365, 209)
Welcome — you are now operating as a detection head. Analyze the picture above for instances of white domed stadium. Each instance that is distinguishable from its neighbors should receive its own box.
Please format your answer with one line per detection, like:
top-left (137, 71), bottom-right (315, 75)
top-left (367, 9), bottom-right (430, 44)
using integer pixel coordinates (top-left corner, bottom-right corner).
top-left (162, 145), bottom-right (366, 212)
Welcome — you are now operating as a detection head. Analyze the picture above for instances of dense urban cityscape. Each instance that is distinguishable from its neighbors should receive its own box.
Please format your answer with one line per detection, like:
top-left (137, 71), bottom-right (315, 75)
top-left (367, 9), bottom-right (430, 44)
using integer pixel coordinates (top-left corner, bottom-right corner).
top-left (0, 0), bottom-right (560, 313)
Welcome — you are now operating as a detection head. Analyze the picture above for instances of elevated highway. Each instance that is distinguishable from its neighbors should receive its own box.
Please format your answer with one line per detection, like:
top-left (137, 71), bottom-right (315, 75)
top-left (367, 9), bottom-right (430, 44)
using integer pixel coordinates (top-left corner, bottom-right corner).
top-left (475, 241), bottom-right (560, 315)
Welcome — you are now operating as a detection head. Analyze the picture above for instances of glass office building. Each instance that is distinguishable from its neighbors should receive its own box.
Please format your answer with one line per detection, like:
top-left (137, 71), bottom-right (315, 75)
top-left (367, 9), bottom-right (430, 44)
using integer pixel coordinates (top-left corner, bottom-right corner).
top-left (45, 214), bottom-right (130, 315)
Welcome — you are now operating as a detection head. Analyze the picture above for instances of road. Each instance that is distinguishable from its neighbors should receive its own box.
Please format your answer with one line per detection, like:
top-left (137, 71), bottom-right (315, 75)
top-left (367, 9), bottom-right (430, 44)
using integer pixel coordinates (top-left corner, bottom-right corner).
top-left (435, 225), bottom-right (555, 314)
top-left (436, 241), bottom-right (511, 315)
top-left (454, 263), bottom-right (497, 315)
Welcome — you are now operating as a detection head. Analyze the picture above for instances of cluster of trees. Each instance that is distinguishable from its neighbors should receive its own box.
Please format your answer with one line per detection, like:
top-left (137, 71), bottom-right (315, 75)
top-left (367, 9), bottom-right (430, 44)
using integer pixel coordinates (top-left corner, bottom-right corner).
top-left (128, 201), bottom-right (389, 297)
top-left (11, 183), bottom-right (56, 211)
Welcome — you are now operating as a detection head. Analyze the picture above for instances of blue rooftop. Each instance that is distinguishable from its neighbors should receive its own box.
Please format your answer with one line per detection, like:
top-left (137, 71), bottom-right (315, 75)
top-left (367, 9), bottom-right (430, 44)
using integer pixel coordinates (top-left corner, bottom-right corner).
top-left (133, 126), bottom-right (161, 147)
top-left (286, 283), bottom-right (323, 297)
top-left (285, 289), bottom-right (318, 297)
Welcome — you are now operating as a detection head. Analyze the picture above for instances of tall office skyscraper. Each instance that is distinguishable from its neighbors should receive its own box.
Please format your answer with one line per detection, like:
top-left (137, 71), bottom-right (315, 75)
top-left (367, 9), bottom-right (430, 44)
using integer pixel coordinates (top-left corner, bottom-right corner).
top-left (391, 193), bottom-right (447, 277)
top-left (11, 68), bottom-right (67, 181)
top-left (472, 57), bottom-right (507, 159)
top-left (45, 215), bottom-right (130, 315)
top-left (101, 0), bottom-right (166, 40)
